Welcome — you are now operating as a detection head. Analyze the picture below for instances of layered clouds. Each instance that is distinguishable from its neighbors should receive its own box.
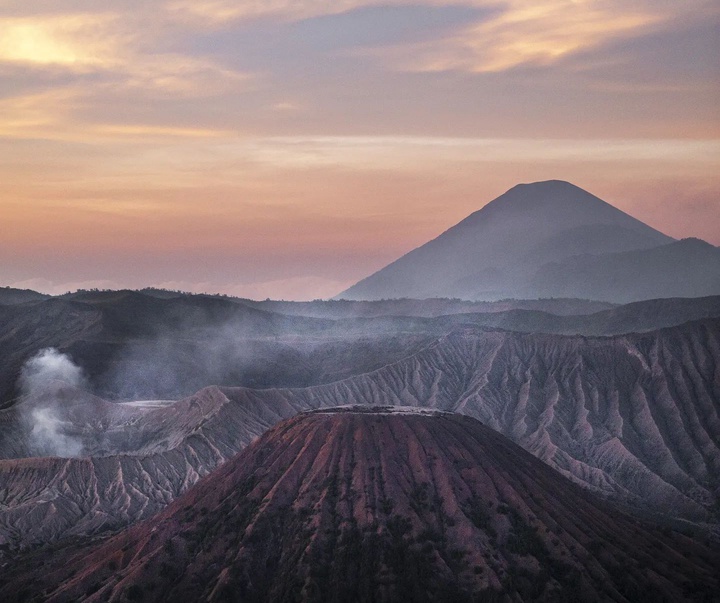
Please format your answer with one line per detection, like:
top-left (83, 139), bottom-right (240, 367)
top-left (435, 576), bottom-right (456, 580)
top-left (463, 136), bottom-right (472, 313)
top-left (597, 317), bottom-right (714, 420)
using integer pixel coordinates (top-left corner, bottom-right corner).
top-left (1, 0), bottom-right (718, 299)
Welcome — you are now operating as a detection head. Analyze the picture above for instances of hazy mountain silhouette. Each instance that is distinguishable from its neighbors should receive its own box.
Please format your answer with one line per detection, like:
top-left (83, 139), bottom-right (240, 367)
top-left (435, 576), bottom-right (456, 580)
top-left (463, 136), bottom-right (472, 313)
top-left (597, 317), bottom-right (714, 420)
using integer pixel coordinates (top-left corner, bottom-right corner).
top-left (529, 237), bottom-right (720, 303)
top-left (338, 180), bottom-right (719, 302)
top-left (0, 287), bottom-right (50, 305)
top-left (3, 409), bottom-right (717, 603)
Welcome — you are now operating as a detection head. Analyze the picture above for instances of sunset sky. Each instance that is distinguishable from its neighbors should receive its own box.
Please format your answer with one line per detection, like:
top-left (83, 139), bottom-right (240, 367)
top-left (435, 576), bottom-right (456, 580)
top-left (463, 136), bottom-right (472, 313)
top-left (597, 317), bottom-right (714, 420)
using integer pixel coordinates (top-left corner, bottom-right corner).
top-left (2, 0), bottom-right (719, 300)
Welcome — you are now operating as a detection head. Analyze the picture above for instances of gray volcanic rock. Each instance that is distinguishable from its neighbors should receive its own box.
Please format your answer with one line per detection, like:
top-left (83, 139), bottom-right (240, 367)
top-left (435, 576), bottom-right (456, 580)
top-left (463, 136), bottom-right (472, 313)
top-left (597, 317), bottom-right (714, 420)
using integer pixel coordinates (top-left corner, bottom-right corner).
top-left (0, 386), bottom-right (283, 554)
top-left (0, 319), bottom-right (718, 555)
top-left (339, 180), bottom-right (674, 301)
top-left (278, 320), bottom-right (720, 521)
top-left (2, 410), bottom-right (718, 602)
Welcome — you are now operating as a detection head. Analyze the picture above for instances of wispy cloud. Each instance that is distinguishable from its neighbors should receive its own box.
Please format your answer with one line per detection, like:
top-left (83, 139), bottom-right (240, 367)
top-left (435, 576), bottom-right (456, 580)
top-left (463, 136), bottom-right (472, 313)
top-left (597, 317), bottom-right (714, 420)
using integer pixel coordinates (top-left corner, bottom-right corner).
top-left (0, 7), bottom-right (254, 142)
top-left (2, 1), bottom-right (716, 142)
top-left (166, 0), bottom-right (717, 76)
top-left (0, 86), bottom-right (237, 142)
top-left (90, 123), bottom-right (234, 140)
top-left (236, 136), bottom-right (720, 169)
top-left (0, 88), bottom-right (81, 139)
top-left (1, 0), bottom-right (718, 299)
top-left (364, 0), bottom-right (703, 73)
top-left (165, 0), bottom-right (458, 26)
top-left (0, 13), bottom-right (122, 69)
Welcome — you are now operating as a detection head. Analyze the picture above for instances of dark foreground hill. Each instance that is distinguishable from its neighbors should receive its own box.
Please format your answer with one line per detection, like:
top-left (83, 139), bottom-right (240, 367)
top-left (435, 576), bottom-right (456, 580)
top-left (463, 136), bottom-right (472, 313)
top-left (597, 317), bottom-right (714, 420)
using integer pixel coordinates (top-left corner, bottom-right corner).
top-left (3, 409), bottom-right (717, 603)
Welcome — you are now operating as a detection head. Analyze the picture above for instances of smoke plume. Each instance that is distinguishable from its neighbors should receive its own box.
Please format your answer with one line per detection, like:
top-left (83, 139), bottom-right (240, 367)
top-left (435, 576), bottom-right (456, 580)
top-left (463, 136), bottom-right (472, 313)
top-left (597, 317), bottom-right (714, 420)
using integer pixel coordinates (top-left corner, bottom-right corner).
top-left (19, 348), bottom-right (86, 457)
top-left (20, 348), bottom-right (87, 393)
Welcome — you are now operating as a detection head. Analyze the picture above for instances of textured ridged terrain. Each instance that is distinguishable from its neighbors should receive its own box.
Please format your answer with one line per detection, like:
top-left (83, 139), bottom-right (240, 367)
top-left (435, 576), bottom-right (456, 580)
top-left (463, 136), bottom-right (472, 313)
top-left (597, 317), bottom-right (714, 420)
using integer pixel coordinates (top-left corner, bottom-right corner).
top-left (4, 290), bottom-right (718, 407)
top-left (282, 319), bottom-right (720, 519)
top-left (0, 386), bottom-right (288, 553)
top-left (2, 410), bottom-right (717, 602)
top-left (0, 319), bottom-right (718, 555)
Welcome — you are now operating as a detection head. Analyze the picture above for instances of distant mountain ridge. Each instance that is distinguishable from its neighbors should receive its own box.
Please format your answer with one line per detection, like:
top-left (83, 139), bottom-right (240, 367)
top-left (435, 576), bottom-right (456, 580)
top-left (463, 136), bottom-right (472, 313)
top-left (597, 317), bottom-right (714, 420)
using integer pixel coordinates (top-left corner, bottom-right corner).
top-left (2, 291), bottom-right (719, 406)
top-left (0, 286), bottom-right (50, 305)
top-left (338, 180), bottom-right (719, 302)
top-left (530, 237), bottom-right (720, 303)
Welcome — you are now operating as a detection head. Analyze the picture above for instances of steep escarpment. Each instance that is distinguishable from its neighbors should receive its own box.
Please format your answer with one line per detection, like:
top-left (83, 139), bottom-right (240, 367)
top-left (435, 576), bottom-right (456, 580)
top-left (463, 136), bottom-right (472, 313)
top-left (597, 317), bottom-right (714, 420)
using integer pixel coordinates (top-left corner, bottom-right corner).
top-left (3, 410), bottom-right (717, 603)
top-left (0, 386), bottom-right (288, 553)
top-left (272, 319), bottom-right (720, 518)
top-left (1, 320), bottom-right (717, 554)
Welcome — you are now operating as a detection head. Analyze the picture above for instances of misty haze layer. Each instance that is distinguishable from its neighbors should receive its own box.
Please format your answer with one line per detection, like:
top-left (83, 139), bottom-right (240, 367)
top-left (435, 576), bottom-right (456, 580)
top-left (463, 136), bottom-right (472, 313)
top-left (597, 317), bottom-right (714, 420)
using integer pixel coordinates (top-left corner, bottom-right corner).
top-left (3, 290), bottom-right (720, 407)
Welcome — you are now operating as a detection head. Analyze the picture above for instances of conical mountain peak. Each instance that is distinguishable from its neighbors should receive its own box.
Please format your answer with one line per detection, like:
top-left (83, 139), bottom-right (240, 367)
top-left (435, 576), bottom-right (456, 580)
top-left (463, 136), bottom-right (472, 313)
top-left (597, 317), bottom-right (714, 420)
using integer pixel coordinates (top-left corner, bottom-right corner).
top-left (6, 409), bottom-right (717, 602)
top-left (338, 180), bottom-right (688, 301)
top-left (459, 179), bottom-right (636, 227)
top-left (493, 179), bottom-right (597, 201)
top-left (489, 179), bottom-right (616, 211)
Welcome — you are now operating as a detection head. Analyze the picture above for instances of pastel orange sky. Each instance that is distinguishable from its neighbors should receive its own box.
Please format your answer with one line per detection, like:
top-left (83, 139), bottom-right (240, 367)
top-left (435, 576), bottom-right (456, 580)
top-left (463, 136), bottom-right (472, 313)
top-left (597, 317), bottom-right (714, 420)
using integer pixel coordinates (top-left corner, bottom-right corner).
top-left (2, 0), bottom-right (719, 300)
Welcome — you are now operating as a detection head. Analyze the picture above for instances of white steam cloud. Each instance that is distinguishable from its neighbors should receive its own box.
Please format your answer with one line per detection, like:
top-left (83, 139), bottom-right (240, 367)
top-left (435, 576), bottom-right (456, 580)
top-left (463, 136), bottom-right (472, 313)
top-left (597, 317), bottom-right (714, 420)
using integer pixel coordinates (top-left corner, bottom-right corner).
top-left (20, 348), bottom-right (87, 393)
top-left (19, 348), bottom-right (86, 458)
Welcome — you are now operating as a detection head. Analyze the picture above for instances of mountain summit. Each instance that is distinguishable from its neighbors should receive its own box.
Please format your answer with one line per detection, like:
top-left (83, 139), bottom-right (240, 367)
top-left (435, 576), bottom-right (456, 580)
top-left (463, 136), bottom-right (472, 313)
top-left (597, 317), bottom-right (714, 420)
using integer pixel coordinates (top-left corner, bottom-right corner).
top-left (464, 180), bottom-right (660, 229)
top-left (338, 180), bottom-right (720, 302)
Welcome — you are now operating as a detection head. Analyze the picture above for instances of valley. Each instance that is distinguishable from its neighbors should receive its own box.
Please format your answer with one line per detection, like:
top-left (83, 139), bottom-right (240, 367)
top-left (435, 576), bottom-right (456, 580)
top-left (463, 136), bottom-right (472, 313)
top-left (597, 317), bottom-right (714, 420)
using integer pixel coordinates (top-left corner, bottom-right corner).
top-left (1, 310), bottom-right (718, 558)
top-left (2, 180), bottom-right (719, 601)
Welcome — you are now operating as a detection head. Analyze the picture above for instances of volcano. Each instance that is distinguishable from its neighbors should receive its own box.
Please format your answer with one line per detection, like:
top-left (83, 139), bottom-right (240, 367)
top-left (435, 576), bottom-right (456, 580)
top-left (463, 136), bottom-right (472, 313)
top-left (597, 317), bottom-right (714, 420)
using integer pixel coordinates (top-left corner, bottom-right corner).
top-left (4, 408), bottom-right (717, 602)
top-left (338, 180), bottom-right (720, 302)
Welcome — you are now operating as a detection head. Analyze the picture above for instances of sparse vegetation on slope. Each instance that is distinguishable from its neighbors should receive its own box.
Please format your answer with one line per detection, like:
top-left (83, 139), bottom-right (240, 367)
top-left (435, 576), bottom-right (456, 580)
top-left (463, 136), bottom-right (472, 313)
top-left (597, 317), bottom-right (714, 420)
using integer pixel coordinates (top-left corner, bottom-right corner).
top-left (3, 411), bottom-right (717, 602)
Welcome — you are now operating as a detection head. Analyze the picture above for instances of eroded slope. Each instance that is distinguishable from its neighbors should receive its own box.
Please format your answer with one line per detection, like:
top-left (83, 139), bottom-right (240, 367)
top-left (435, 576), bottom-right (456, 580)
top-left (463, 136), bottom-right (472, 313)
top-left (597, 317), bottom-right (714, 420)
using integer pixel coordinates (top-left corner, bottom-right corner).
top-left (3, 410), bottom-right (717, 602)
top-left (1, 320), bottom-right (718, 554)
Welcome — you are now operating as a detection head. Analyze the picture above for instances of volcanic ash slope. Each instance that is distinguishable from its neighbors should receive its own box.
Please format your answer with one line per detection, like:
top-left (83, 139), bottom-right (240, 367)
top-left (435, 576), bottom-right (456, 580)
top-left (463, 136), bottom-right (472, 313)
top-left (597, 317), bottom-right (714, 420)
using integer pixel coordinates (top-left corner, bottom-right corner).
top-left (5, 409), bottom-right (718, 603)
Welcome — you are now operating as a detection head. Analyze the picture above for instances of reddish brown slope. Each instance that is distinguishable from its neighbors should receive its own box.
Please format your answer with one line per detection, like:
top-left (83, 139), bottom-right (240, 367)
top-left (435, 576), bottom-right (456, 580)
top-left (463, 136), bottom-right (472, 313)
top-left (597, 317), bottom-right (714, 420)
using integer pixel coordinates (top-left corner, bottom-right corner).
top-left (269, 319), bottom-right (720, 518)
top-left (3, 409), bottom-right (717, 602)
